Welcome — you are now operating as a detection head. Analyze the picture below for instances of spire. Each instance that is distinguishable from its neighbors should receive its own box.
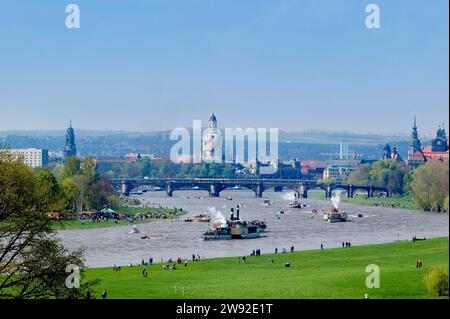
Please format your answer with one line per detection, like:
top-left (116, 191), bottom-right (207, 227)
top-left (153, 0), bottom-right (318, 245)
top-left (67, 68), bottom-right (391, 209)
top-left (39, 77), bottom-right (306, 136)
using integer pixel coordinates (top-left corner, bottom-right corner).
top-left (413, 114), bottom-right (417, 129)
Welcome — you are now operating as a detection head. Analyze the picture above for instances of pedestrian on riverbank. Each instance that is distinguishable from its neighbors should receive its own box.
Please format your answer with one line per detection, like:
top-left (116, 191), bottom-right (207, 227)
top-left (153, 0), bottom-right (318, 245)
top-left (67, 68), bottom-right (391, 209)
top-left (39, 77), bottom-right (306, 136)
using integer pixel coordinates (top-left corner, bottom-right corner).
top-left (321, 244), bottom-right (324, 250)
top-left (101, 289), bottom-right (107, 299)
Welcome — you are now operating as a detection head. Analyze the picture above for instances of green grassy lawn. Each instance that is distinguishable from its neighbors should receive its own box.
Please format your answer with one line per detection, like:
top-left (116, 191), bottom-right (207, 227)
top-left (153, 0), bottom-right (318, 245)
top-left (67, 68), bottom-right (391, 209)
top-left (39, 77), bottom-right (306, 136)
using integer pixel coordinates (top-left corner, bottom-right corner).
top-left (85, 237), bottom-right (449, 299)
top-left (309, 191), bottom-right (418, 210)
top-left (52, 207), bottom-right (185, 230)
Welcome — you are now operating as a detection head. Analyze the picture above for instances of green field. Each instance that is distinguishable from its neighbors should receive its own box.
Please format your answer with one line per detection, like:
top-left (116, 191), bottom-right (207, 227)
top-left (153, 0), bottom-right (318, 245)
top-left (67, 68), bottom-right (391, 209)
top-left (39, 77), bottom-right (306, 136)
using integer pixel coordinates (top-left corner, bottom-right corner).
top-left (309, 191), bottom-right (418, 210)
top-left (52, 207), bottom-right (185, 230)
top-left (85, 237), bottom-right (449, 299)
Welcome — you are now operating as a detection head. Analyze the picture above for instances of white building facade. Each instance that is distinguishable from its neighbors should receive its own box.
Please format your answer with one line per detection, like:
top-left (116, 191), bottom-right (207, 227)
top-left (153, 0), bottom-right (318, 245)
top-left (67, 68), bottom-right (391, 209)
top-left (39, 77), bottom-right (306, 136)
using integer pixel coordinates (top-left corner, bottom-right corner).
top-left (11, 148), bottom-right (49, 168)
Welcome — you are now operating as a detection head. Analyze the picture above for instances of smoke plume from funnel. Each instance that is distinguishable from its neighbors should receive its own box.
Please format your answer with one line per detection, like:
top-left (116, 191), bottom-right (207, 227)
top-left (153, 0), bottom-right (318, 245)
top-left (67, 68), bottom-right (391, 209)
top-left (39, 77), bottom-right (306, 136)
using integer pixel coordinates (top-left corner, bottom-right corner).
top-left (282, 192), bottom-right (296, 202)
top-left (208, 207), bottom-right (227, 226)
top-left (331, 191), bottom-right (343, 209)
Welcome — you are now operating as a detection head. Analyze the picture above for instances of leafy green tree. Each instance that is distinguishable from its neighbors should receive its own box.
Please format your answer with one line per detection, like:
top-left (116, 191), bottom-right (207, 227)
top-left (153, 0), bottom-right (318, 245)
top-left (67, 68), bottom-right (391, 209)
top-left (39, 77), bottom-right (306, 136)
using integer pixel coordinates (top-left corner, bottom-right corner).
top-left (81, 157), bottom-right (97, 182)
top-left (63, 156), bottom-right (81, 178)
top-left (345, 163), bottom-right (372, 185)
top-left (59, 177), bottom-right (80, 213)
top-left (411, 160), bottom-right (449, 212)
top-left (34, 168), bottom-right (60, 211)
top-left (0, 149), bottom-right (97, 299)
top-left (346, 160), bottom-right (408, 191)
top-left (444, 195), bottom-right (449, 213)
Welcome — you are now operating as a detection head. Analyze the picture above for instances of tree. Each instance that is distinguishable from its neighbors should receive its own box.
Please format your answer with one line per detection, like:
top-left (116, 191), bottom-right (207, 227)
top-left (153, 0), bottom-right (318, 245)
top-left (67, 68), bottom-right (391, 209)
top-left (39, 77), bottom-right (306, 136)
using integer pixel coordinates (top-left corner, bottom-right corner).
top-left (59, 177), bottom-right (80, 213)
top-left (410, 160), bottom-right (449, 212)
top-left (345, 163), bottom-right (372, 185)
top-left (63, 156), bottom-right (81, 178)
top-left (444, 195), bottom-right (449, 213)
top-left (424, 266), bottom-right (449, 297)
top-left (0, 149), bottom-right (97, 299)
top-left (34, 168), bottom-right (60, 212)
top-left (345, 160), bottom-right (408, 191)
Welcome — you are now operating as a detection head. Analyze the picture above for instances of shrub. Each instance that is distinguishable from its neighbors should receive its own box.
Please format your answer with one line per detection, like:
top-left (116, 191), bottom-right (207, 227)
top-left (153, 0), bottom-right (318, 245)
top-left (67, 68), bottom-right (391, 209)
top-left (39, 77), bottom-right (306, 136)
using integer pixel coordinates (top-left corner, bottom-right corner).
top-left (424, 266), bottom-right (449, 297)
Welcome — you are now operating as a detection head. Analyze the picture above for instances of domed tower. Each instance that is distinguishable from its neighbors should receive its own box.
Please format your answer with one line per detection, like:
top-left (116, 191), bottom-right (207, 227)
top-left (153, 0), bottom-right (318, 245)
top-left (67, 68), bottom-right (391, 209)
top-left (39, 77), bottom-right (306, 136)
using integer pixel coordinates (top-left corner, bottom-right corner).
top-left (431, 124), bottom-right (448, 152)
top-left (202, 113), bottom-right (222, 162)
top-left (63, 121), bottom-right (77, 159)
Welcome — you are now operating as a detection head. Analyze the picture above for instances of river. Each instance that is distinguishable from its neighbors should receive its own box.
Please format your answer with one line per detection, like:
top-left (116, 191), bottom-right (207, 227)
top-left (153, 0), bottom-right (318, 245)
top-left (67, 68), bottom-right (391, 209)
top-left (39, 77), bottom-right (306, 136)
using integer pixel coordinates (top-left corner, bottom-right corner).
top-left (57, 190), bottom-right (449, 267)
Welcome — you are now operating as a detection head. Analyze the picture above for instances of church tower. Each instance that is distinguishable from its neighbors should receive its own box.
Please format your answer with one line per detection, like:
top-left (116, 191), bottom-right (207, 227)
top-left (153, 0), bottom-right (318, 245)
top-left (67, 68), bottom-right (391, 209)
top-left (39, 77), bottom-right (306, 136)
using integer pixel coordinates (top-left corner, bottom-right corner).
top-left (409, 115), bottom-right (423, 157)
top-left (202, 113), bottom-right (222, 162)
top-left (63, 121), bottom-right (77, 159)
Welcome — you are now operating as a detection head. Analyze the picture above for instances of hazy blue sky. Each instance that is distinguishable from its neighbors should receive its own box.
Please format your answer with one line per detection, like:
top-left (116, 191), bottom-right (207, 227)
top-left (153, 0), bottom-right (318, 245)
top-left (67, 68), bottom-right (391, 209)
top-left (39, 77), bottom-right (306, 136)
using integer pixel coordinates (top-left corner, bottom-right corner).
top-left (0, 0), bottom-right (448, 134)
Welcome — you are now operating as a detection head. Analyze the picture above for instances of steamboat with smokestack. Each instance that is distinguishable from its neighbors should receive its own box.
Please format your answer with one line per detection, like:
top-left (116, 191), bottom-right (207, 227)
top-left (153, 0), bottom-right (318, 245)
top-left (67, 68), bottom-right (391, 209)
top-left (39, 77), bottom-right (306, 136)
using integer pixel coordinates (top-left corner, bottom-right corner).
top-left (202, 206), bottom-right (267, 240)
top-left (323, 208), bottom-right (348, 223)
top-left (323, 192), bottom-right (348, 223)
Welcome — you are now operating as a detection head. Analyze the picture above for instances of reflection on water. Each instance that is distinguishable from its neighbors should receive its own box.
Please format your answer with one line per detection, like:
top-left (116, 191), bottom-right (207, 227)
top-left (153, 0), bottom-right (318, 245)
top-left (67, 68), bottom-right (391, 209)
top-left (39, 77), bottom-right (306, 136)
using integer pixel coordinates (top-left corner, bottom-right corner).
top-left (57, 190), bottom-right (449, 267)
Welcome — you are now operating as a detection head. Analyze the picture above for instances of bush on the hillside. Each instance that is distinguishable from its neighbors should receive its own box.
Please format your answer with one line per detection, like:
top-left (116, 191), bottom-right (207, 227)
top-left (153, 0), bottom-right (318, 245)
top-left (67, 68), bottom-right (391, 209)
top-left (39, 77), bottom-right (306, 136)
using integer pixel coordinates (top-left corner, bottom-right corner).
top-left (424, 266), bottom-right (449, 297)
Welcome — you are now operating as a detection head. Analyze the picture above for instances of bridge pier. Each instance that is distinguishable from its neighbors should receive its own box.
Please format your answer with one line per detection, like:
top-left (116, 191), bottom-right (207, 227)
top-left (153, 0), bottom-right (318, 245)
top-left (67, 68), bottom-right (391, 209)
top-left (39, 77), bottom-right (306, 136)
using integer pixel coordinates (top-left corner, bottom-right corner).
top-left (368, 186), bottom-right (374, 198)
top-left (298, 184), bottom-right (308, 199)
top-left (348, 185), bottom-right (354, 198)
top-left (121, 181), bottom-right (133, 196)
top-left (209, 184), bottom-right (221, 197)
top-left (166, 182), bottom-right (173, 197)
top-left (325, 185), bottom-right (332, 198)
top-left (255, 183), bottom-right (264, 198)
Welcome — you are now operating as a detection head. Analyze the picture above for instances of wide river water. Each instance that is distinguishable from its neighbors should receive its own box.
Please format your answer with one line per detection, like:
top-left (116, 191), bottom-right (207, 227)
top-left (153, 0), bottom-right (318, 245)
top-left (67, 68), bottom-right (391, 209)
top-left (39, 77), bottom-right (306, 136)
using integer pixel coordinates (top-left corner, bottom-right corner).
top-left (57, 190), bottom-right (449, 267)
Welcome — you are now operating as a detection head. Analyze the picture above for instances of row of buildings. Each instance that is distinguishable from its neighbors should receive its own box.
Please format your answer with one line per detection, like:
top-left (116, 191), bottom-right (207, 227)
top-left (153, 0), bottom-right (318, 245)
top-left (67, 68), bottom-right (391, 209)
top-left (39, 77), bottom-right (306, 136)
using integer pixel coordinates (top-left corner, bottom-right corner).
top-left (6, 122), bottom-right (77, 168)
top-left (4, 116), bottom-right (448, 179)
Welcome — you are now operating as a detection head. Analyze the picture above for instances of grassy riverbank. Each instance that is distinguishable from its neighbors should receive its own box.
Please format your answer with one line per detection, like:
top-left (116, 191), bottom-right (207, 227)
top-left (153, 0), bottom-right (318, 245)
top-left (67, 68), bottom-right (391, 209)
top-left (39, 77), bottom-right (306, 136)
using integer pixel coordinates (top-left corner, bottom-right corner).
top-left (308, 191), bottom-right (418, 210)
top-left (85, 237), bottom-right (448, 299)
top-left (52, 207), bottom-right (186, 230)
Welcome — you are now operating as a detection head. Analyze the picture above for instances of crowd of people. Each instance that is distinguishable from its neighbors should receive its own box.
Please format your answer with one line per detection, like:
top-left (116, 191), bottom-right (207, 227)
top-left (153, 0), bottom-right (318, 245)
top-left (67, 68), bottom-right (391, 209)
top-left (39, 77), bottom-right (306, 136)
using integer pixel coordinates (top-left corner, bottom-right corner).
top-left (79, 209), bottom-right (180, 224)
top-left (371, 202), bottom-right (413, 209)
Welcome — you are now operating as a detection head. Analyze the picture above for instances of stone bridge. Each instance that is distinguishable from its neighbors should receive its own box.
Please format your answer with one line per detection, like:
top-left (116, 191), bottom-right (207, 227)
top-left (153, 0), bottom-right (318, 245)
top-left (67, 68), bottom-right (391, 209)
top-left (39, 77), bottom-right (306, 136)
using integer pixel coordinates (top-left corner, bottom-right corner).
top-left (109, 178), bottom-right (402, 199)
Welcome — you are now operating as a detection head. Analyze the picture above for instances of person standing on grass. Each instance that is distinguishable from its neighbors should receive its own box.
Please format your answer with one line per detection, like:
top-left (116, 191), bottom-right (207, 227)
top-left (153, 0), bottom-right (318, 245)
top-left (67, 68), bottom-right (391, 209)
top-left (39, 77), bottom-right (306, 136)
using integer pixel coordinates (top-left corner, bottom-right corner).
top-left (102, 289), bottom-right (107, 299)
top-left (321, 244), bottom-right (324, 250)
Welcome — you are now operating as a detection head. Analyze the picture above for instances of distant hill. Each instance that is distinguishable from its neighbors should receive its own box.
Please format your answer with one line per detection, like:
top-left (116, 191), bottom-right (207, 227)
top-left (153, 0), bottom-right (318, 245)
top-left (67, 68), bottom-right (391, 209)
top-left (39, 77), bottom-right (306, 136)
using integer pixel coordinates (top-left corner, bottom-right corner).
top-left (0, 129), bottom-right (413, 161)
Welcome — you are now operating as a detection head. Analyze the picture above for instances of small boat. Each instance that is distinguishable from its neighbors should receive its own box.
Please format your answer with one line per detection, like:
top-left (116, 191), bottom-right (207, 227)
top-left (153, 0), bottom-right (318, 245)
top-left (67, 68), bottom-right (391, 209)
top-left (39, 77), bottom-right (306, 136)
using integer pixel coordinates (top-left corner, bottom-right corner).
top-left (140, 234), bottom-right (150, 240)
top-left (263, 199), bottom-right (271, 206)
top-left (129, 225), bottom-right (140, 234)
top-left (289, 201), bottom-right (303, 209)
top-left (226, 196), bottom-right (233, 201)
top-left (279, 211), bottom-right (285, 214)
top-left (185, 214), bottom-right (210, 222)
top-left (358, 213), bottom-right (363, 218)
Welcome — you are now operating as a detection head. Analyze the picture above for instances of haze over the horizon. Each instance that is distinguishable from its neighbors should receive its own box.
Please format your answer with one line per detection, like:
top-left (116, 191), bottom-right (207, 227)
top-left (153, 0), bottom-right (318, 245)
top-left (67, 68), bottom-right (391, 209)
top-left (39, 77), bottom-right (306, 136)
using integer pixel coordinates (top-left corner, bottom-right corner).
top-left (0, 0), bottom-right (448, 134)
